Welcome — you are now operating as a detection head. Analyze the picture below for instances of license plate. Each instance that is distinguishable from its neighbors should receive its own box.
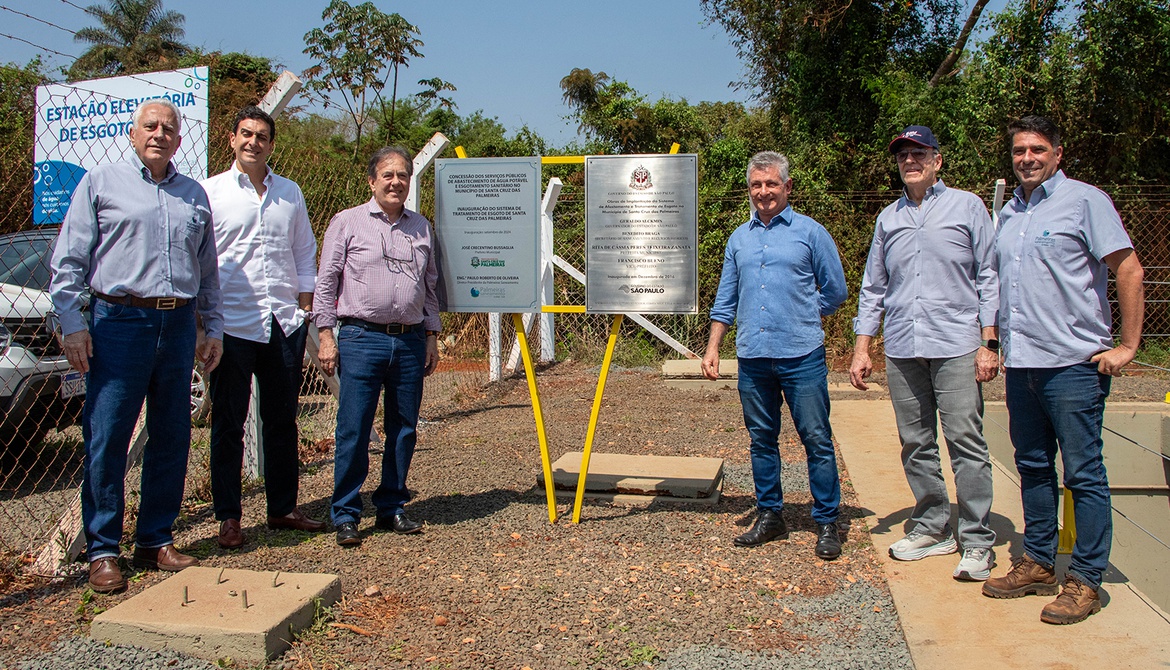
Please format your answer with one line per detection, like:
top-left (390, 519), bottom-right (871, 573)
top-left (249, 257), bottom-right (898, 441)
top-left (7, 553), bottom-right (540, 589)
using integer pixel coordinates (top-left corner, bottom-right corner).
top-left (60, 371), bottom-right (86, 399)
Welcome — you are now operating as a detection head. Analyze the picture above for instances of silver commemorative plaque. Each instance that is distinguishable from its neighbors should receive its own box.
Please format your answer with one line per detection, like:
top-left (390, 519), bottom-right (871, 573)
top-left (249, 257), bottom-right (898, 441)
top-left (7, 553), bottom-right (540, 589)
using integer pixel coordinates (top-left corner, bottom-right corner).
top-left (585, 154), bottom-right (698, 314)
top-left (435, 157), bottom-right (542, 313)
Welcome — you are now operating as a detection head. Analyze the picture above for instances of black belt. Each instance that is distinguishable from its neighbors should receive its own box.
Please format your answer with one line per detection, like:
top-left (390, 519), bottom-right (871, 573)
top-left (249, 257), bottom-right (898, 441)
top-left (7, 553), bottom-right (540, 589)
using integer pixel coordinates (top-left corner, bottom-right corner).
top-left (339, 317), bottom-right (423, 335)
top-left (95, 292), bottom-right (189, 310)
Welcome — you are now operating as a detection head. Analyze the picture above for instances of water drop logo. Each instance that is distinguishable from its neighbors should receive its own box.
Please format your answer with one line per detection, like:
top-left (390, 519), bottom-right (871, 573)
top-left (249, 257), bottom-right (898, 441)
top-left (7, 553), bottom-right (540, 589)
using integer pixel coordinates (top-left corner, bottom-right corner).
top-left (470, 288), bottom-right (480, 298)
top-left (1043, 230), bottom-right (1050, 236)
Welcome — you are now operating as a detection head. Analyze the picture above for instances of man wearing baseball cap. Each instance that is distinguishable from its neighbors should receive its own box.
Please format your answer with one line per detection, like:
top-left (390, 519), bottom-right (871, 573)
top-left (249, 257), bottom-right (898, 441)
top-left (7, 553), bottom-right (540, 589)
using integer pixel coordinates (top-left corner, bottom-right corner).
top-left (851, 125), bottom-right (1000, 580)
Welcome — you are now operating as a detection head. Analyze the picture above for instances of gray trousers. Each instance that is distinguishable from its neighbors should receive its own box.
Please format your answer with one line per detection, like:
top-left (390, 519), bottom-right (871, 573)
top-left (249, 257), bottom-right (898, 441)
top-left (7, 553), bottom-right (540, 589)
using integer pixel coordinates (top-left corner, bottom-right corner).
top-left (886, 352), bottom-right (995, 548)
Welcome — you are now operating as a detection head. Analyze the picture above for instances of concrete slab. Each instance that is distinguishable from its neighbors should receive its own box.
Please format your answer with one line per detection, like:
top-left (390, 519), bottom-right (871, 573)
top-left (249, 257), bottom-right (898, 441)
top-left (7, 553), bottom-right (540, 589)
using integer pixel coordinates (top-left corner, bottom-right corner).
top-left (662, 359), bottom-right (737, 378)
top-left (91, 567), bottom-right (341, 663)
top-left (549, 481), bottom-right (723, 506)
top-left (833, 399), bottom-right (1170, 670)
top-left (541, 451), bottom-right (723, 499)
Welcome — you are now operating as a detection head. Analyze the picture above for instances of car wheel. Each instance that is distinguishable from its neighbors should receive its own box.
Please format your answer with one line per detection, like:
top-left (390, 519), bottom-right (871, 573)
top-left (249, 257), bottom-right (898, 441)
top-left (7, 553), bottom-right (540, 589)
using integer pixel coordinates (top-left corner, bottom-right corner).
top-left (191, 363), bottom-right (211, 422)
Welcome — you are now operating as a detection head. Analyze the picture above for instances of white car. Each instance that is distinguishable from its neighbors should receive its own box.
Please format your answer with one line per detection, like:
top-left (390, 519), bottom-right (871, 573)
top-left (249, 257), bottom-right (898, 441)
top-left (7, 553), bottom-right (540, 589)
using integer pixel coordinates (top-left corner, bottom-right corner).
top-left (0, 229), bottom-right (209, 451)
top-left (0, 228), bottom-right (84, 450)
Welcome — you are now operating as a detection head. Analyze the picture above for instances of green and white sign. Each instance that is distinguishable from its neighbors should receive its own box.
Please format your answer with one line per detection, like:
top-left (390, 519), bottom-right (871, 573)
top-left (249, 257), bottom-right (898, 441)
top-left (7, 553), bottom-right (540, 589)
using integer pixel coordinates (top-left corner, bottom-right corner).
top-left (434, 157), bottom-right (542, 313)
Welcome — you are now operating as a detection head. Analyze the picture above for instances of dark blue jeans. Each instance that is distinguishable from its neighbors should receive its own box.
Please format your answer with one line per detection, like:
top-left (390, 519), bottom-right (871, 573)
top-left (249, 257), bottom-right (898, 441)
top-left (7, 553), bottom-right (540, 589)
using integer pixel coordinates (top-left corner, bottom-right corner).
top-left (1005, 364), bottom-right (1112, 588)
top-left (737, 347), bottom-right (840, 524)
top-left (331, 325), bottom-right (425, 525)
top-left (209, 318), bottom-right (307, 521)
top-left (82, 299), bottom-right (196, 560)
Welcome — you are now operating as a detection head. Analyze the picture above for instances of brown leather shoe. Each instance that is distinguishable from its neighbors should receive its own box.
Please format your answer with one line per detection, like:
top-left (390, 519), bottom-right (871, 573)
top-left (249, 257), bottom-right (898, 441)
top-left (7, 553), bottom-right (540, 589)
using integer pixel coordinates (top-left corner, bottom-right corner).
top-left (133, 544), bottom-right (200, 572)
top-left (267, 508), bottom-right (327, 532)
top-left (1041, 575), bottom-right (1101, 624)
top-left (87, 557), bottom-right (126, 593)
top-left (982, 554), bottom-right (1059, 599)
top-left (218, 518), bottom-right (244, 549)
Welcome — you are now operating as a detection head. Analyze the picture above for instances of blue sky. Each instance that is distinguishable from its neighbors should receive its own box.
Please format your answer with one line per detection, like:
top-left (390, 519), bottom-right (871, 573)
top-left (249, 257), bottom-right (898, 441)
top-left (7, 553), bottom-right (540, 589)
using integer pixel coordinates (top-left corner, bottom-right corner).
top-left (3, 0), bottom-right (1009, 144)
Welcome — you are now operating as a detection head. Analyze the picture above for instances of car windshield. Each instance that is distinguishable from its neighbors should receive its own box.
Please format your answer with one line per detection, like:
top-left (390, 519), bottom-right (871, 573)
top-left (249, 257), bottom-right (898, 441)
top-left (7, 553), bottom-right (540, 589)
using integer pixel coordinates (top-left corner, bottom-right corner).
top-left (0, 234), bottom-right (53, 291)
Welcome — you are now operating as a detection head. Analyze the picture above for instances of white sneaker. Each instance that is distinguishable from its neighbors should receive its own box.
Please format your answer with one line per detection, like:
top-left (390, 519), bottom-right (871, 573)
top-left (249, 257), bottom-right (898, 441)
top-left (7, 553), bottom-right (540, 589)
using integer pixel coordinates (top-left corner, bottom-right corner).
top-left (888, 531), bottom-right (958, 561)
top-left (953, 547), bottom-right (995, 581)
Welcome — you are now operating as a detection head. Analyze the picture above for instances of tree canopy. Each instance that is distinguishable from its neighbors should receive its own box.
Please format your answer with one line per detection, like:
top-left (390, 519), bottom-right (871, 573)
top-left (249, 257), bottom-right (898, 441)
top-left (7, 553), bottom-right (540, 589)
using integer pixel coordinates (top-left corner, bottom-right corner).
top-left (69, 0), bottom-right (188, 80)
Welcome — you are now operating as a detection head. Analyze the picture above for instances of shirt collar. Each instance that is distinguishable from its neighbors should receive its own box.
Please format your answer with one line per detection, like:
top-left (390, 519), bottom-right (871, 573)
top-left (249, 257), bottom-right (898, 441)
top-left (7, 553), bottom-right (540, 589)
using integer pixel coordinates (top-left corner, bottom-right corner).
top-left (366, 197), bottom-right (409, 225)
top-left (1013, 169), bottom-right (1067, 205)
top-left (750, 204), bottom-right (793, 229)
top-left (904, 178), bottom-right (946, 204)
top-left (231, 160), bottom-right (272, 190)
top-left (132, 153), bottom-right (177, 184)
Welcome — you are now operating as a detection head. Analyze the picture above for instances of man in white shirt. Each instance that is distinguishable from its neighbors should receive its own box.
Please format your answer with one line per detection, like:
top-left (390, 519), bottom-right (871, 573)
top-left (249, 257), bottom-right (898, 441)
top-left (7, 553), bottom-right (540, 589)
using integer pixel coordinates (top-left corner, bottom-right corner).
top-left (201, 106), bottom-right (324, 549)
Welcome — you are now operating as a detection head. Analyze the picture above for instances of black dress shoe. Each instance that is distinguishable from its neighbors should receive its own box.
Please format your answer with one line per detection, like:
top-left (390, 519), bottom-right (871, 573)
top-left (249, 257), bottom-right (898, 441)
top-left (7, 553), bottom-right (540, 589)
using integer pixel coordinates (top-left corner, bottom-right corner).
top-left (336, 521), bottom-right (361, 547)
top-left (733, 509), bottom-right (789, 547)
top-left (815, 522), bottom-right (842, 560)
top-left (376, 513), bottom-right (423, 535)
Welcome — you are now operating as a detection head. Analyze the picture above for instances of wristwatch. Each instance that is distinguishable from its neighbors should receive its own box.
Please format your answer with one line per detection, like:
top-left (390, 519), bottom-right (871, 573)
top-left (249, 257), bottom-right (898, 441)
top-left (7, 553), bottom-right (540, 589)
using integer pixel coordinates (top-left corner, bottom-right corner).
top-left (981, 339), bottom-right (1000, 352)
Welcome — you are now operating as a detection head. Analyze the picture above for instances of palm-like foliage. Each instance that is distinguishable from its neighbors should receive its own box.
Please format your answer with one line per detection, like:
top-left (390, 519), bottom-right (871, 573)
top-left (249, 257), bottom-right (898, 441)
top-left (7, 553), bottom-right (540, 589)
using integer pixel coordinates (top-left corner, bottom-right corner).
top-left (70, 0), bottom-right (188, 80)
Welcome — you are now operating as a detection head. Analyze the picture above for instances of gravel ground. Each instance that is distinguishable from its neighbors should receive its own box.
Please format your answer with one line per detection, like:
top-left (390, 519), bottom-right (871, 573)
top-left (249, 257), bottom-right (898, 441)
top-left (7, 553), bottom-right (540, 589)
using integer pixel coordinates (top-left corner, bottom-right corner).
top-left (2, 362), bottom-right (1166, 669)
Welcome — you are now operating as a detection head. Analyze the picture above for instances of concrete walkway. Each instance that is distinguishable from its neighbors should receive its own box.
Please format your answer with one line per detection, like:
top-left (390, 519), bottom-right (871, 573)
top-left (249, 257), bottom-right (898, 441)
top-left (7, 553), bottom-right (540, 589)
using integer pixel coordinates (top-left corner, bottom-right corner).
top-left (833, 399), bottom-right (1170, 670)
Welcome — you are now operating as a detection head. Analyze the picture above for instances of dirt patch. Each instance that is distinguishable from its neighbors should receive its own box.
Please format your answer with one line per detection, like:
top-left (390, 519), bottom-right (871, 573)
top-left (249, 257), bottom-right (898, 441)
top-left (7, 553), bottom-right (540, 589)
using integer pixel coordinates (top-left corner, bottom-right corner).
top-left (3, 362), bottom-right (1163, 668)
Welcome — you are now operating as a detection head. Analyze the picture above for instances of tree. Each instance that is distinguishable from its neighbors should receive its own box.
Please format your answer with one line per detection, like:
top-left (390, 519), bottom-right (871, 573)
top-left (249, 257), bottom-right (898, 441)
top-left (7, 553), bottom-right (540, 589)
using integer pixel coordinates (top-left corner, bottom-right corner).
top-left (69, 0), bottom-right (188, 80)
top-left (382, 13), bottom-right (424, 142)
top-left (302, 1), bottom-right (449, 158)
top-left (177, 50), bottom-right (278, 171)
top-left (0, 59), bottom-right (50, 233)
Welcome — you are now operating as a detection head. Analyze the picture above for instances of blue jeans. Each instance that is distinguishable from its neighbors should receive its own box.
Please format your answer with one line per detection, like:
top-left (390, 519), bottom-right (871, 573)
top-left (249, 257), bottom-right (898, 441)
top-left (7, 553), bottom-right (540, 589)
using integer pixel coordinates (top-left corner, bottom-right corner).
top-left (1005, 364), bottom-right (1112, 588)
top-left (331, 325), bottom-right (425, 524)
top-left (82, 299), bottom-right (196, 560)
top-left (737, 347), bottom-right (840, 524)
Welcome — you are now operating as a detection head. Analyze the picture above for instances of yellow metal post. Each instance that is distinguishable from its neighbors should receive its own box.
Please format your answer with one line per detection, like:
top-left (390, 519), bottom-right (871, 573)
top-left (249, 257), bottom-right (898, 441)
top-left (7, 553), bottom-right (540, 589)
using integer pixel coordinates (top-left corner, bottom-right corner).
top-left (1057, 488), bottom-right (1077, 554)
top-left (669, 143), bottom-right (680, 154)
top-left (572, 314), bottom-right (624, 523)
top-left (511, 313), bottom-right (558, 523)
top-left (455, 145), bottom-right (468, 159)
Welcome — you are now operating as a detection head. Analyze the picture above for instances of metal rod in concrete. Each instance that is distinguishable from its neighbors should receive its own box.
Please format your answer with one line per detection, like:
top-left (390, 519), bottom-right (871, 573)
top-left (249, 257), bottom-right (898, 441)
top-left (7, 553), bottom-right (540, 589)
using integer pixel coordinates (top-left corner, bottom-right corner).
top-left (218, 567), bottom-right (225, 584)
top-left (182, 585), bottom-right (189, 606)
top-left (273, 571), bottom-right (280, 588)
top-left (242, 590), bottom-right (249, 610)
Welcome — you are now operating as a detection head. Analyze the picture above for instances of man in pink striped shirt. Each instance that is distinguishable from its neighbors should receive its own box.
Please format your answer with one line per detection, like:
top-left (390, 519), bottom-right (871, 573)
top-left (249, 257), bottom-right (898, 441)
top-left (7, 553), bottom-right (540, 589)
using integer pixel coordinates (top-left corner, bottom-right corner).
top-left (314, 146), bottom-right (441, 547)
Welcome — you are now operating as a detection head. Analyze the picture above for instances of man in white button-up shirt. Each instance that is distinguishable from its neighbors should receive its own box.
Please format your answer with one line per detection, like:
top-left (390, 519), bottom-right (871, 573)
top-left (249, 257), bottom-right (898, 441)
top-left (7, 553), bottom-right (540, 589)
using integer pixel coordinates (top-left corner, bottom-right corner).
top-left (201, 106), bottom-right (325, 549)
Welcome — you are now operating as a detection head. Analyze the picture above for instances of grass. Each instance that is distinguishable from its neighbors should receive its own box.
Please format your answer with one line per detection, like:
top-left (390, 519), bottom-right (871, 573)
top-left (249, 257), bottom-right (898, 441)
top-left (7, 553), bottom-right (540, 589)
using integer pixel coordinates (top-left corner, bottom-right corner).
top-left (1133, 339), bottom-right (1170, 371)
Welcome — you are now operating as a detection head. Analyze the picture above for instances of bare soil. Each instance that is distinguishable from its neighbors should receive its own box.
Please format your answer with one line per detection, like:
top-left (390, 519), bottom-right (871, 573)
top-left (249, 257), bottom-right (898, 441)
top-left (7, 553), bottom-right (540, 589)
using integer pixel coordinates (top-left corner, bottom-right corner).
top-left (0, 362), bottom-right (1164, 669)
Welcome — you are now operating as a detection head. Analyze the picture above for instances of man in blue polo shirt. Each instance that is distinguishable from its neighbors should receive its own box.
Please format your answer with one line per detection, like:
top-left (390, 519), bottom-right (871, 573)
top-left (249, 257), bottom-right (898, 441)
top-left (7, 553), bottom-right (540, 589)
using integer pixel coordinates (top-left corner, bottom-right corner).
top-left (701, 151), bottom-right (849, 560)
top-left (982, 116), bottom-right (1144, 625)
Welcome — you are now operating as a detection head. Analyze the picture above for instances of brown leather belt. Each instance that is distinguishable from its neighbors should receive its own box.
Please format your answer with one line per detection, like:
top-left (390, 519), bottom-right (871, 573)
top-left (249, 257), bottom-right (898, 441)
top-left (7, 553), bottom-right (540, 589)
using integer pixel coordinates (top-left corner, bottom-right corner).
top-left (94, 292), bottom-right (190, 310)
top-left (339, 317), bottom-right (422, 335)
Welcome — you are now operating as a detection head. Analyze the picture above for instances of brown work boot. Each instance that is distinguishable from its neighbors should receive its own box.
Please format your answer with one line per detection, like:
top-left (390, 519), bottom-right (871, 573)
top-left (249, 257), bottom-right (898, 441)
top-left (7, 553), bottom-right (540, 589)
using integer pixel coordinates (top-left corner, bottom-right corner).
top-left (1041, 575), bottom-right (1101, 625)
top-left (981, 554), bottom-right (1059, 599)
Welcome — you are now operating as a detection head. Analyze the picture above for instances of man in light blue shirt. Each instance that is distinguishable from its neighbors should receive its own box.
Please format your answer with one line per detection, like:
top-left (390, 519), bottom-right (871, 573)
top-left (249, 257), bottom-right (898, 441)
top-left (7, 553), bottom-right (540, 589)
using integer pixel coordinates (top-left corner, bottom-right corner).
top-left (701, 151), bottom-right (848, 560)
top-left (982, 116), bottom-right (1144, 625)
top-left (50, 99), bottom-right (223, 593)
top-left (850, 126), bottom-right (999, 581)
